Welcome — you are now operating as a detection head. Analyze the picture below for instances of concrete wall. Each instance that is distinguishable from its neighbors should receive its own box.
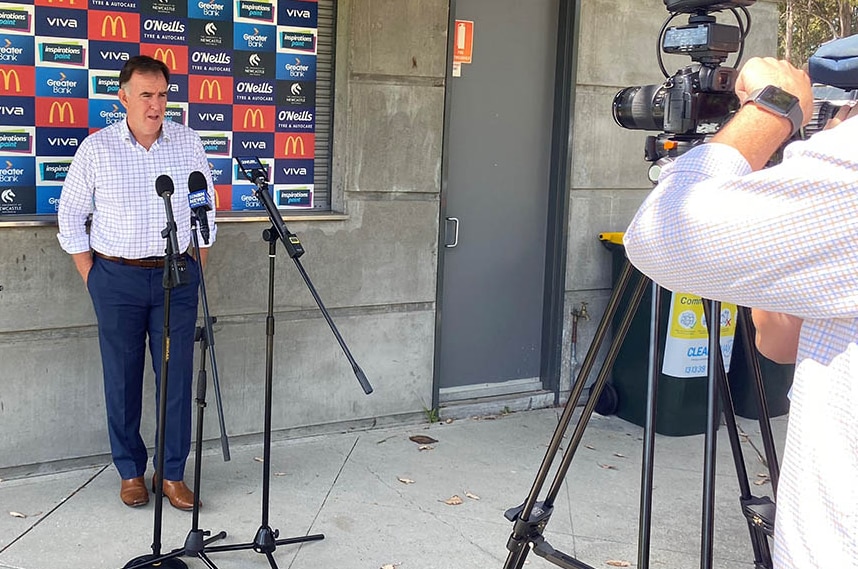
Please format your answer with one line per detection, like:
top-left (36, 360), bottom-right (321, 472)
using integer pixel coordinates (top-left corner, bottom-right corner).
top-left (0, 0), bottom-right (781, 474)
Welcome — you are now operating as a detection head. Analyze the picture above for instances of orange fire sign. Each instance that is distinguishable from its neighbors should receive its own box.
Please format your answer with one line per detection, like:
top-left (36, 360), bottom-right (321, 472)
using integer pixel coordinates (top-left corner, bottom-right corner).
top-left (453, 20), bottom-right (474, 64)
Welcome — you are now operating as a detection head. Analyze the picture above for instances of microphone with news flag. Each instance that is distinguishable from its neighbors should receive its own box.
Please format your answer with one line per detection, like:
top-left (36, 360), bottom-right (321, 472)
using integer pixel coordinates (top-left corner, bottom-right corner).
top-left (187, 171), bottom-right (211, 245)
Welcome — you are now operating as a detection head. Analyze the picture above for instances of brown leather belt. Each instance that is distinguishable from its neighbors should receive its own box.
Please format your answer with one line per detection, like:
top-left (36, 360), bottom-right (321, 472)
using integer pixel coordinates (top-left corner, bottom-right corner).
top-left (93, 251), bottom-right (170, 269)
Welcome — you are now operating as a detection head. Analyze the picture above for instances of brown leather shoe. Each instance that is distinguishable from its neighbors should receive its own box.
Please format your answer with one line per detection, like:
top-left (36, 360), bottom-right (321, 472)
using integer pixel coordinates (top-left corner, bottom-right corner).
top-left (119, 476), bottom-right (149, 507)
top-left (152, 474), bottom-right (199, 511)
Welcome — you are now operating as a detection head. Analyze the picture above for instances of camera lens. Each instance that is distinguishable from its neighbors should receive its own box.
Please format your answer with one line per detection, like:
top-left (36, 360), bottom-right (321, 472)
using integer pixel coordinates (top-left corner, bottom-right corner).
top-left (612, 84), bottom-right (667, 131)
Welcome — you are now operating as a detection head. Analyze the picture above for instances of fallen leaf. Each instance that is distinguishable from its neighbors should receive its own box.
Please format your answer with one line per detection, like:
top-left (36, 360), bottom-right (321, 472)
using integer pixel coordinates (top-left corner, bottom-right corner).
top-left (380, 564), bottom-right (400, 569)
top-left (397, 477), bottom-right (415, 485)
top-left (444, 418), bottom-right (454, 424)
top-left (9, 511), bottom-right (27, 518)
top-left (274, 472), bottom-right (286, 477)
top-left (409, 435), bottom-right (438, 445)
top-left (585, 445), bottom-right (595, 450)
top-left (613, 453), bottom-right (626, 458)
top-left (606, 560), bottom-right (630, 567)
top-left (465, 492), bottom-right (480, 500)
top-left (418, 445), bottom-right (435, 451)
top-left (443, 495), bottom-right (463, 505)
top-left (598, 463), bottom-right (617, 470)
top-left (253, 457), bottom-right (264, 462)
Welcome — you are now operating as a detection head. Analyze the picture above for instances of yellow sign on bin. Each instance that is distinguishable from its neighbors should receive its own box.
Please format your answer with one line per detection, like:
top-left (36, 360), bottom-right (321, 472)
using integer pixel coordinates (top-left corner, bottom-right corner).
top-left (662, 292), bottom-right (737, 378)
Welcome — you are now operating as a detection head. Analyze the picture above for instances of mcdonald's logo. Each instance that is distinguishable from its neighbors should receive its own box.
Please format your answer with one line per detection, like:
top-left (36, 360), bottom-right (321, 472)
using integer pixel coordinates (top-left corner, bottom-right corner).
top-left (101, 15), bottom-right (127, 38)
top-left (154, 47), bottom-right (177, 71)
top-left (199, 78), bottom-right (222, 101)
top-left (243, 107), bottom-right (264, 129)
top-left (49, 100), bottom-right (74, 124)
top-left (283, 135), bottom-right (304, 156)
top-left (0, 68), bottom-right (21, 93)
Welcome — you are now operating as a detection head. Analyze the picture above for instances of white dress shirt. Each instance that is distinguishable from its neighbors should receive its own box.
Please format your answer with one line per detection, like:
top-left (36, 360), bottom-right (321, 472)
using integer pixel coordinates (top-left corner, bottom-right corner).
top-left (624, 118), bottom-right (858, 569)
top-left (57, 119), bottom-right (217, 258)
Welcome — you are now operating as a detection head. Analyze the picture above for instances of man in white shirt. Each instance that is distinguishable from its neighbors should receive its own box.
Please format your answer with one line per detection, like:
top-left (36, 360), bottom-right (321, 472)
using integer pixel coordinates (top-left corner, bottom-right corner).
top-left (58, 55), bottom-right (217, 511)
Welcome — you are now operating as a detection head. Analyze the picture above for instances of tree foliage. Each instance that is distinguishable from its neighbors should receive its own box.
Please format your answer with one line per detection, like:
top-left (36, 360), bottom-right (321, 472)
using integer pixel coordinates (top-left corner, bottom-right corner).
top-left (779, 0), bottom-right (858, 66)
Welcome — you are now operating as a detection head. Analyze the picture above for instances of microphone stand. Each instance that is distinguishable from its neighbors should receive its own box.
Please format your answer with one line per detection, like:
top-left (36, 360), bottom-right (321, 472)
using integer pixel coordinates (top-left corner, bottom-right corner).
top-left (125, 213), bottom-right (228, 569)
top-left (125, 186), bottom-right (191, 569)
top-left (204, 173), bottom-right (372, 568)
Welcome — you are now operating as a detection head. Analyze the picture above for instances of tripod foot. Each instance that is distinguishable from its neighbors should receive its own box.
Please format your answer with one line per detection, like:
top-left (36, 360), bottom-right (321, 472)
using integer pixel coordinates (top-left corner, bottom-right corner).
top-left (124, 553), bottom-right (188, 569)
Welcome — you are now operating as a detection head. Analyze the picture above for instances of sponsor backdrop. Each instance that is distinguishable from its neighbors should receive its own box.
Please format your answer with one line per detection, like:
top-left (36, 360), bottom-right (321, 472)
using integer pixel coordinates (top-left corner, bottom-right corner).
top-left (0, 0), bottom-right (318, 217)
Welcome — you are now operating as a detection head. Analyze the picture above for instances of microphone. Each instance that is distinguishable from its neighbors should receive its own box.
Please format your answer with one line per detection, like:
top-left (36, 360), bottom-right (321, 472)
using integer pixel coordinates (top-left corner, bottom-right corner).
top-left (155, 174), bottom-right (189, 287)
top-left (156, 173), bottom-right (174, 197)
top-left (187, 171), bottom-right (211, 245)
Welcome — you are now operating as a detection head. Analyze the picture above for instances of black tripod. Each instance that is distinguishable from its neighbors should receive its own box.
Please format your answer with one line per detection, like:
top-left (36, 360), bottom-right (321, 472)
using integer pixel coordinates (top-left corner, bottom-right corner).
top-left (125, 210), bottom-right (229, 569)
top-left (503, 257), bottom-right (781, 569)
top-left (203, 158), bottom-right (374, 568)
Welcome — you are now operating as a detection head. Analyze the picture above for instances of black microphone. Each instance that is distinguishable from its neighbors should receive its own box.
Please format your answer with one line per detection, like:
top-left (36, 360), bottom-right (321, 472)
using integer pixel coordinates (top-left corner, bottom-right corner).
top-left (187, 171), bottom-right (211, 245)
top-left (155, 173), bottom-right (174, 197)
top-left (155, 174), bottom-right (189, 286)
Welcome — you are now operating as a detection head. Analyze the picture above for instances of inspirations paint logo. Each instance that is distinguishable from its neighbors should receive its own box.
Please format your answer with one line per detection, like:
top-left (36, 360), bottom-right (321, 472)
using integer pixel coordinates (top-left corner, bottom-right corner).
top-left (275, 186), bottom-right (312, 208)
top-left (198, 131), bottom-right (231, 156)
top-left (89, 72), bottom-right (119, 97)
top-left (236, 0), bottom-right (274, 23)
top-left (38, 158), bottom-right (72, 182)
top-left (0, 128), bottom-right (34, 154)
top-left (38, 40), bottom-right (87, 67)
top-left (277, 26), bottom-right (316, 55)
top-left (0, 5), bottom-right (33, 34)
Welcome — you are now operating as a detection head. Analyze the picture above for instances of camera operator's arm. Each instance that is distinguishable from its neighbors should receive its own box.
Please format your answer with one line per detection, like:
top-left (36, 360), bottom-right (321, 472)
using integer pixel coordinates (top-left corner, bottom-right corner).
top-left (710, 57), bottom-right (814, 170)
top-left (751, 308), bottom-right (802, 364)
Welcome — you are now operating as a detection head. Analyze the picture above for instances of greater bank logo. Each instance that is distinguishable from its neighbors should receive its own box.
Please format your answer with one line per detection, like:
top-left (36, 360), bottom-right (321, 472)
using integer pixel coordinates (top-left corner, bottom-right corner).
top-left (234, 22), bottom-right (273, 51)
top-left (0, 36), bottom-right (35, 66)
top-left (0, 157), bottom-right (34, 186)
top-left (87, 99), bottom-right (126, 128)
top-left (189, 0), bottom-right (230, 21)
top-left (275, 53), bottom-right (315, 81)
top-left (89, 11), bottom-right (141, 42)
top-left (37, 68), bottom-right (88, 98)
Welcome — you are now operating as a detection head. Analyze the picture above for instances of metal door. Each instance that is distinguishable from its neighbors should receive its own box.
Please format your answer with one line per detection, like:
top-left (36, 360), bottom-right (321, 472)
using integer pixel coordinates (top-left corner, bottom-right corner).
top-left (437, 0), bottom-right (559, 401)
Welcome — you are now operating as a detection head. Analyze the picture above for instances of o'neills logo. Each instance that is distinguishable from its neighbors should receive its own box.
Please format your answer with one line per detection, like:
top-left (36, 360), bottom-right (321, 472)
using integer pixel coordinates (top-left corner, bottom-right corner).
top-left (0, 8), bottom-right (30, 32)
top-left (143, 19), bottom-right (185, 33)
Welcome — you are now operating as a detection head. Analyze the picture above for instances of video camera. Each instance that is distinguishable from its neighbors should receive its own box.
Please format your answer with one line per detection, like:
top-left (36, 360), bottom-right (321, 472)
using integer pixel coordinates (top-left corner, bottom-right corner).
top-left (612, 0), bottom-right (755, 181)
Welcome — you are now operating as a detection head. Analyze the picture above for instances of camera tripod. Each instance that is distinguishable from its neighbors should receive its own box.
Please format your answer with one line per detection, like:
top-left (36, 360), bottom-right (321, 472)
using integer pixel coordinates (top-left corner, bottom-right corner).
top-left (503, 257), bottom-right (781, 569)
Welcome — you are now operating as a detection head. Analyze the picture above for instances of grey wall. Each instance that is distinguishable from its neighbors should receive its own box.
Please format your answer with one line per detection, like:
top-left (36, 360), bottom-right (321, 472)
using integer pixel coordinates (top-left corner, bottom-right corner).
top-left (0, 0), bottom-right (781, 474)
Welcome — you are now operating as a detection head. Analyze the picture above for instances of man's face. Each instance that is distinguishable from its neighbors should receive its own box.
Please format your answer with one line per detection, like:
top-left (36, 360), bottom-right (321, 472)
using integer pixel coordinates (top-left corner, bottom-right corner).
top-left (118, 70), bottom-right (168, 144)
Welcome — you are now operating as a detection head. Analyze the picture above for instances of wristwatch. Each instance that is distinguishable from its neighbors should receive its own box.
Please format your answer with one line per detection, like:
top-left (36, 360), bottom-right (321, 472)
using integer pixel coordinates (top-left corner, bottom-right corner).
top-left (744, 85), bottom-right (803, 136)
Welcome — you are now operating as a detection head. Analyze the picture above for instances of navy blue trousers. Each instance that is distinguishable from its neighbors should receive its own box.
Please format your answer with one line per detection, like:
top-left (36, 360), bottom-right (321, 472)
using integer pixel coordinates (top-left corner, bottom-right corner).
top-left (88, 255), bottom-right (200, 481)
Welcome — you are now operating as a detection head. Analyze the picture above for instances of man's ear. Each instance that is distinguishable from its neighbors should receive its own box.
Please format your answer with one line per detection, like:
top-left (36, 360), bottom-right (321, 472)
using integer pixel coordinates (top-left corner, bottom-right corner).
top-left (117, 88), bottom-right (128, 109)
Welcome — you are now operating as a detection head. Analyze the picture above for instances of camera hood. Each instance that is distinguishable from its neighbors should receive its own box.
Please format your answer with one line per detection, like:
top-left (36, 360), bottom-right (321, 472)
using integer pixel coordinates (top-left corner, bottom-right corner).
top-left (809, 34), bottom-right (858, 90)
top-left (665, 0), bottom-right (755, 13)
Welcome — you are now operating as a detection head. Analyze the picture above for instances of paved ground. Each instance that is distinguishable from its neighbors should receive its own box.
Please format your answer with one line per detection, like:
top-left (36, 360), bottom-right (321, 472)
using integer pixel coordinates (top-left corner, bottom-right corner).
top-left (0, 405), bottom-right (787, 569)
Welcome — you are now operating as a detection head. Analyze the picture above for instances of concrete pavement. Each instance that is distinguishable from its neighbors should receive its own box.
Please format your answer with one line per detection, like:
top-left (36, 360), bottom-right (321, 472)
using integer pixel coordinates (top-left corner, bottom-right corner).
top-left (0, 406), bottom-right (787, 569)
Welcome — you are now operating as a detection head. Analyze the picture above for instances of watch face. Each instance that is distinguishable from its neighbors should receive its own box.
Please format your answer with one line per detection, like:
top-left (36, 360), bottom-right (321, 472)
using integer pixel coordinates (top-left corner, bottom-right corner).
top-left (758, 86), bottom-right (798, 112)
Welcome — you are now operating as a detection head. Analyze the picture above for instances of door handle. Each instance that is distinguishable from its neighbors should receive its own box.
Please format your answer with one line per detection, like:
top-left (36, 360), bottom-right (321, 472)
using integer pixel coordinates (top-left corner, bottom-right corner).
top-left (445, 217), bottom-right (460, 248)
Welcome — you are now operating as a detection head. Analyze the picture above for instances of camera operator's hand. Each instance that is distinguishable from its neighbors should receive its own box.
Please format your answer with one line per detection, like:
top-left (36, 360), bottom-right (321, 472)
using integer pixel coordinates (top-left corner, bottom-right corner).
top-left (825, 101), bottom-right (858, 130)
top-left (711, 57), bottom-right (813, 170)
top-left (734, 57), bottom-right (814, 124)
